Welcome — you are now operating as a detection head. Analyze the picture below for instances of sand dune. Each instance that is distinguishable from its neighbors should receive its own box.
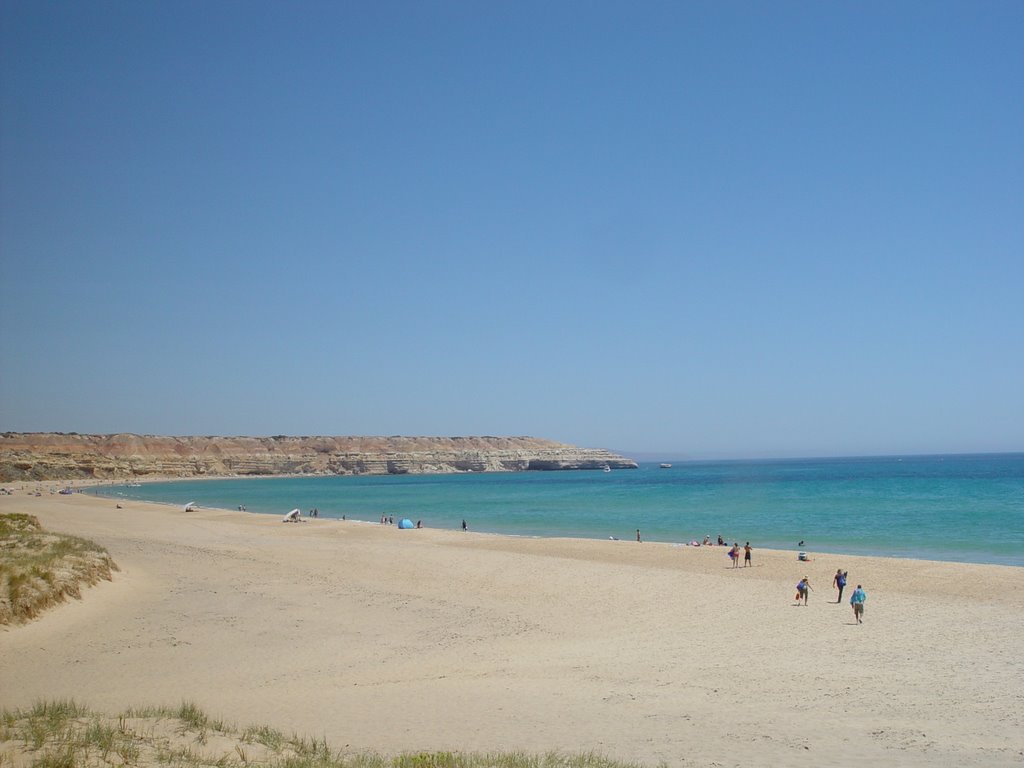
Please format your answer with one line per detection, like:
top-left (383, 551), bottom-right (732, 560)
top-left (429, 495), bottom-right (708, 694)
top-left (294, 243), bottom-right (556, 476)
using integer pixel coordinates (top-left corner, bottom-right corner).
top-left (1, 491), bottom-right (1021, 767)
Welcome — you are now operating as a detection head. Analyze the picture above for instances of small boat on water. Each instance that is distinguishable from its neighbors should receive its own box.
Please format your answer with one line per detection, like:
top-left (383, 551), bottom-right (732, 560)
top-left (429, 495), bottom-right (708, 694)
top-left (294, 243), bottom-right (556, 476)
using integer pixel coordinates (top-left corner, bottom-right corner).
top-left (603, 466), bottom-right (612, 472)
top-left (660, 463), bottom-right (672, 469)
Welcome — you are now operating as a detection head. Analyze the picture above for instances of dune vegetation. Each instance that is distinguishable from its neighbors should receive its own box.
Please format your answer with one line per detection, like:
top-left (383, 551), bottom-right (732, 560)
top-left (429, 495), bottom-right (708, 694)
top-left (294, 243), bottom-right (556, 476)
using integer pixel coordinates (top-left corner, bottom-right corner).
top-left (0, 513), bottom-right (118, 625)
top-left (0, 700), bottom-right (649, 768)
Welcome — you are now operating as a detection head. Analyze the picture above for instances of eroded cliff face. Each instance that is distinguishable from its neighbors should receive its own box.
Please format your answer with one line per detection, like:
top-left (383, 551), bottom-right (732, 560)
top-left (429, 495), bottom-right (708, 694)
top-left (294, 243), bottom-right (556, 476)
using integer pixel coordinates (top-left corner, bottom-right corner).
top-left (0, 433), bottom-right (638, 481)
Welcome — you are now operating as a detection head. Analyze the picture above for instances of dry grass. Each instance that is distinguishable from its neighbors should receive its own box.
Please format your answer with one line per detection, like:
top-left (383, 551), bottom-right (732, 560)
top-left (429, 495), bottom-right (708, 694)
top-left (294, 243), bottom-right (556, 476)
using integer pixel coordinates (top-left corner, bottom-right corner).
top-left (0, 701), bottom-right (654, 768)
top-left (0, 513), bottom-right (118, 625)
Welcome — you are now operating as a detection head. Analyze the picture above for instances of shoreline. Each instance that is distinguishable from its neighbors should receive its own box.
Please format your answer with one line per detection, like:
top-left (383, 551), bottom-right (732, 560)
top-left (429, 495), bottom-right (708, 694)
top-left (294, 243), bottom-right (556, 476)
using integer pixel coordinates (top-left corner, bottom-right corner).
top-left (2, 491), bottom-right (1022, 766)
top-left (78, 474), bottom-right (1024, 569)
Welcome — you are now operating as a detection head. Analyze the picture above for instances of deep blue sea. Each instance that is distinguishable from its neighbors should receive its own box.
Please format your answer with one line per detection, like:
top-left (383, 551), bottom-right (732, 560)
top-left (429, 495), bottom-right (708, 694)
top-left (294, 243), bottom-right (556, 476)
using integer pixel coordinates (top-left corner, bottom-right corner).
top-left (89, 454), bottom-right (1024, 566)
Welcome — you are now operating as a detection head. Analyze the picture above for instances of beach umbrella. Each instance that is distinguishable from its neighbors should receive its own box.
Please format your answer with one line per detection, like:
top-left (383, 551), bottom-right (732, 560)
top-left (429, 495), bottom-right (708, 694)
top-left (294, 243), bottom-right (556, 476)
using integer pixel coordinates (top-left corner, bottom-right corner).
top-left (184, 502), bottom-right (197, 511)
top-left (398, 518), bottom-right (414, 529)
top-left (283, 508), bottom-right (300, 522)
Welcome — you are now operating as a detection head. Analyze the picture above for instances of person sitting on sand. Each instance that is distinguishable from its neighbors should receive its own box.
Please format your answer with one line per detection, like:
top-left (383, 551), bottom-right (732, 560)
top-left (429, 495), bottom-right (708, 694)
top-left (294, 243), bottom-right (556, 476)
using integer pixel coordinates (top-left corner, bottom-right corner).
top-left (850, 584), bottom-right (866, 623)
top-left (702, 535), bottom-right (711, 546)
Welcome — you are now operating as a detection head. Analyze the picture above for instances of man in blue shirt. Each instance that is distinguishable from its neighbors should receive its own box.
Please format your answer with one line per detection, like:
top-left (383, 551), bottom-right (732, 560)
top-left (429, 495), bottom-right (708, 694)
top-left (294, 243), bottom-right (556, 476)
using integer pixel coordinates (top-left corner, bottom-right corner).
top-left (850, 585), bottom-right (867, 624)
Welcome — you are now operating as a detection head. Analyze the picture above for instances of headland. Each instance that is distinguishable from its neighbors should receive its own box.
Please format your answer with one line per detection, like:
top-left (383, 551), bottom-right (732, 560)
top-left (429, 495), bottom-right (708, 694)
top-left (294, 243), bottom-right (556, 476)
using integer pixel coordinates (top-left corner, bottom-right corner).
top-left (0, 433), bottom-right (638, 481)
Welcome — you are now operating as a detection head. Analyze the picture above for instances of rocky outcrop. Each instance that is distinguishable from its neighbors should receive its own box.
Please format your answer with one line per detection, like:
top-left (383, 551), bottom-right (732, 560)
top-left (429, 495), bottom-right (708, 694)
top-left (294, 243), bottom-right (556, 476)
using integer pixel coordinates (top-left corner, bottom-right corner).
top-left (0, 433), bottom-right (637, 481)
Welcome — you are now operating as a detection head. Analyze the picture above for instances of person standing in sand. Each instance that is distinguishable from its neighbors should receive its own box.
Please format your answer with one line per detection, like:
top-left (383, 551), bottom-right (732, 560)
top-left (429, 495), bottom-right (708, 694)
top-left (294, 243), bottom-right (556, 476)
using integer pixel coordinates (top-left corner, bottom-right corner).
top-left (850, 584), bottom-right (866, 623)
top-left (636, 529), bottom-right (641, 542)
top-left (743, 542), bottom-right (752, 567)
top-left (728, 543), bottom-right (739, 567)
top-left (833, 569), bottom-right (848, 602)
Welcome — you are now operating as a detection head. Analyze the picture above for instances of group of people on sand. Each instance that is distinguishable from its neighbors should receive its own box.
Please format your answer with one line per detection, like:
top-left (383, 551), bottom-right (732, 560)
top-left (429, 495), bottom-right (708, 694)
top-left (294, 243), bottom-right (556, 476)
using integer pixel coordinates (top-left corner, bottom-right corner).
top-left (727, 541), bottom-right (753, 568)
top-left (795, 569), bottom-right (867, 623)
top-left (686, 536), bottom-right (754, 568)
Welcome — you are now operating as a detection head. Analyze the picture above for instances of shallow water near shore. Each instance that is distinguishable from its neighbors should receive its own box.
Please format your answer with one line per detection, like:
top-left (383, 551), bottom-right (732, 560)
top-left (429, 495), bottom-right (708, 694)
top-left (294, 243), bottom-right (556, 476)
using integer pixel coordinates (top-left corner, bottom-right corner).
top-left (90, 453), bottom-right (1024, 566)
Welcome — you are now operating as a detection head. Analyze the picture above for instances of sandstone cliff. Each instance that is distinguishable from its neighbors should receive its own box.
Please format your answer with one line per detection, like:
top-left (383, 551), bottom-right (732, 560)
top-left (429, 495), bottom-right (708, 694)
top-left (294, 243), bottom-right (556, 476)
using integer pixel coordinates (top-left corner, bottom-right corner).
top-left (0, 433), bottom-right (638, 481)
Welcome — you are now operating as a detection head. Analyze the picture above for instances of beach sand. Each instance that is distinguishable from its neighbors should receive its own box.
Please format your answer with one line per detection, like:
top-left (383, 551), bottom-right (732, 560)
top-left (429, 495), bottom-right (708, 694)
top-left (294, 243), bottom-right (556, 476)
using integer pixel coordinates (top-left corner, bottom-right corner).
top-left (1, 491), bottom-right (1022, 767)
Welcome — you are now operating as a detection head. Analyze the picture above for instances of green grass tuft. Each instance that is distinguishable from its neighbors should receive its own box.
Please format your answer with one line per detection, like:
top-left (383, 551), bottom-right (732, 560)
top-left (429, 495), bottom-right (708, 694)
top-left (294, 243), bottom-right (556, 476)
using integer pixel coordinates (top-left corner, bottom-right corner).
top-left (243, 724), bottom-right (285, 751)
top-left (176, 701), bottom-right (210, 731)
top-left (28, 746), bottom-right (79, 768)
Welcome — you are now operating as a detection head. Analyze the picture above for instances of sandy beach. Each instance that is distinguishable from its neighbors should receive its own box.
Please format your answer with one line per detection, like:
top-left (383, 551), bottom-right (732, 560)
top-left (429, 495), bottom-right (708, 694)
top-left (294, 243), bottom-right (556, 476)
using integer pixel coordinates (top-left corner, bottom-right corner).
top-left (1, 490), bottom-right (1022, 767)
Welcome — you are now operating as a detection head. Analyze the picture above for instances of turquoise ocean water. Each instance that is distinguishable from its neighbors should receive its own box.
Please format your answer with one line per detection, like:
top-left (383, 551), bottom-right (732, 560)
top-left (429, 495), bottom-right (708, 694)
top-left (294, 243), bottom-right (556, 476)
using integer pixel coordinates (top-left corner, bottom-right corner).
top-left (89, 454), bottom-right (1024, 566)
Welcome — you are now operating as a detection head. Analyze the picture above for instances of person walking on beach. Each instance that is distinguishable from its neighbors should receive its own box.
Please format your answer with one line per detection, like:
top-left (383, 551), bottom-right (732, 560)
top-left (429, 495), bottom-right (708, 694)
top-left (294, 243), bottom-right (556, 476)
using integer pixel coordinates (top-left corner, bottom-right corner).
top-left (636, 529), bottom-right (642, 542)
top-left (850, 584), bottom-right (866, 623)
top-left (833, 569), bottom-right (848, 603)
top-left (743, 542), bottom-right (752, 567)
top-left (796, 577), bottom-right (812, 605)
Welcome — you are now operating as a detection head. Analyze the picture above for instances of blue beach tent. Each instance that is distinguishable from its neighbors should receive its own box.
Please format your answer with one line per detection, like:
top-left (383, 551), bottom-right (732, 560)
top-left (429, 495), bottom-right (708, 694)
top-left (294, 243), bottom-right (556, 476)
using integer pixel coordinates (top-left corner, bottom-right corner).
top-left (398, 518), bottom-right (415, 529)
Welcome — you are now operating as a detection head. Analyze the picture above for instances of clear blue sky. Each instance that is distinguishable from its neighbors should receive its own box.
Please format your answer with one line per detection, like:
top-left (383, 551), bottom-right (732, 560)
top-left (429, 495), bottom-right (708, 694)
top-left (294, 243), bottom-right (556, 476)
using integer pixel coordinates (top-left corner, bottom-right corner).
top-left (1, 1), bottom-right (1021, 459)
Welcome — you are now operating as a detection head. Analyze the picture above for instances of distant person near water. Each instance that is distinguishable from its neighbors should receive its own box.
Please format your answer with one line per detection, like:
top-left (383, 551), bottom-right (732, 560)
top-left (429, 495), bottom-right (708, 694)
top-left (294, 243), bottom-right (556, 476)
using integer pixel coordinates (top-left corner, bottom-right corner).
top-left (850, 585), bottom-right (866, 623)
top-left (462, 519), bottom-right (467, 531)
top-left (744, 542), bottom-right (752, 566)
top-left (636, 529), bottom-right (641, 542)
top-left (833, 569), bottom-right (848, 602)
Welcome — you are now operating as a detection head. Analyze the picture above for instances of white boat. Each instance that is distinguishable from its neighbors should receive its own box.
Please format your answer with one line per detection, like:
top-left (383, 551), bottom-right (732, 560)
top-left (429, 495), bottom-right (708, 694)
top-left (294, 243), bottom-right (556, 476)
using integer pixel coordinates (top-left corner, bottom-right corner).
top-left (660, 463), bottom-right (672, 469)
top-left (603, 466), bottom-right (612, 472)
